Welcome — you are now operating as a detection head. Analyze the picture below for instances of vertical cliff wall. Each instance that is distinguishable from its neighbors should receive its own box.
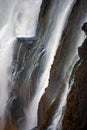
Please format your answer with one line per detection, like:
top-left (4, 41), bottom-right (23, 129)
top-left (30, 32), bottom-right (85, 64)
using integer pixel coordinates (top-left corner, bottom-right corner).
top-left (38, 0), bottom-right (87, 129)
top-left (5, 0), bottom-right (54, 129)
top-left (63, 34), bottom-right (87, 130)
top-left (3, 0), bottom-right (87, 130)
top-left (11, 0), bottom-right (54, 106)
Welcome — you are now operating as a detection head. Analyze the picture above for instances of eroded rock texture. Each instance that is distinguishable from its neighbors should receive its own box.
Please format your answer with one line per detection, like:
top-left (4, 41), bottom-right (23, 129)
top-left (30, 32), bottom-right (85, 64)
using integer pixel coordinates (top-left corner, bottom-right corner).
top-left (38, 0), bottom-right (87, 128)
top-left (63, 35), bottom-right (87, 130)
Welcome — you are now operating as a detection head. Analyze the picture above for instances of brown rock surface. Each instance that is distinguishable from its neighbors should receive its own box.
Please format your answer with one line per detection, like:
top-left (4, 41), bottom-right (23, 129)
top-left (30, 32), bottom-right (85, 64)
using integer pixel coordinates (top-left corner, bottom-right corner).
top-left (38, 0), bottom-right (87, 127)
top-left (62, 37), bottom-right (87, 130)
top-left (0, 118), bottom-right (18, 130)
top-left (4, 119), bottom-right (18, 130)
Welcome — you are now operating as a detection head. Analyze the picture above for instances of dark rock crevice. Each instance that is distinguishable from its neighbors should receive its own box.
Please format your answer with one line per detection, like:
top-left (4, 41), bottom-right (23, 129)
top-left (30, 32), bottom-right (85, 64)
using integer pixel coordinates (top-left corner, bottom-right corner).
top-left (63, 23), bottom-right (87, 130)
top-left (38, 0), bottom-right (87, 127)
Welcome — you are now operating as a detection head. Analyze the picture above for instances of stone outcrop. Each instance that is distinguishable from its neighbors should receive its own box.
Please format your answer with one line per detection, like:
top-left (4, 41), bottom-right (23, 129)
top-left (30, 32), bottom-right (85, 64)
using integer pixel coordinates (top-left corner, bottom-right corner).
top-left (38, 0), bottom-right (87, 127)
top-left (63, 27), bottom-right (87, 130)
top-left (4, 0), bottom-right (87, 130)
top-left (37, 0), bottom-right (53, 38)
top-left (11, 0), bottom-right (53, 106)
top-left (5, 0), bottom-right (54, 129)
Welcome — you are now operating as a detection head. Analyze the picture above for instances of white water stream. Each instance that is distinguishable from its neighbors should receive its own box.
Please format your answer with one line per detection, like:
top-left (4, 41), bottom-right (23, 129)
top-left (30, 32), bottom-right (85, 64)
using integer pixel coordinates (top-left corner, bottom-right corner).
top-left (0, 0), bottom-right (42, 129)
top-left (0, 0), bottom-right (86, 130)
top-left (48, 17), bottom-right (87, 130)
top-left (25, 0), bottom-right (76, 130)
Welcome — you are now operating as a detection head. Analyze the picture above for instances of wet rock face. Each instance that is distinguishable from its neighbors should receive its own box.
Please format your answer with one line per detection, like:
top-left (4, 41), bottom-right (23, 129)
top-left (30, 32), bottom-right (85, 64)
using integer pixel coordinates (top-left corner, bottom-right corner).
top-left (82, 22), bottom-right (87, 35)
top-left (78, 38), bottom-right (87, 60)
top-left (4, 118), bottom-right (18, 130)
top-left (6, 0), bottom-right (54, 129)
top-left (11, 0), bottom-right (53, 106)
top-left (4, 96), bottom-right (24, 130)
top-left (63, 28), bottom-right (87, 130)
top-left (31, 127), bottom-right (38, 130)
top-left (9, 96), bottom-right (24, 125)
top-left (38, 0), bottom-right (87, 127)
top-left (37, 0), bottom-right (53, 37)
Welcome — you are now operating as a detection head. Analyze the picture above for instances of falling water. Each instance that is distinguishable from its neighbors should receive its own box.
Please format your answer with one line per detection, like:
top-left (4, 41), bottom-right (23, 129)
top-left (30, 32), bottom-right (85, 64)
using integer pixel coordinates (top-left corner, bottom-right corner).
top-left (25, 0), bottom-right (76, 130)
top-left (0, 24), bottom-right (15, 130)
top-left (15, 0), bottom-right (42, 37)
top-left (47, 18), bottom-right (87, 130)
top-left (1, 0), bottom-right (87, 130)
top-left (47, 82), bottom-right (72, 130)
top-left (0, 0), bottom-right (42, 129)
top-left (0, 0), bottom-right (18, 126)
top-left (47, 58), bottom-right (77, 130)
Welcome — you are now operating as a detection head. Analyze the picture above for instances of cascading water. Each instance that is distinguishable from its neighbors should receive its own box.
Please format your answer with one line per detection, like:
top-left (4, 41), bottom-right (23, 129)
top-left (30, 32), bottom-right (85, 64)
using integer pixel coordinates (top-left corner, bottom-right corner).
top-left (15, 0), bottom-right (42, 37)
top-left (0, 1), bottom-right (19, 127)
top-left (0, 24), bottom-right (15, 130)
top-left (25, 0), bottom-right (76, 130)
top-left (47, 57), bottom-right (79, 130)
top-left (0, 0), bottom-right (42, 129)
top-left (47, 17), bottom-right (87, 130)
top-left (0, 0), bottom-right (87, 130)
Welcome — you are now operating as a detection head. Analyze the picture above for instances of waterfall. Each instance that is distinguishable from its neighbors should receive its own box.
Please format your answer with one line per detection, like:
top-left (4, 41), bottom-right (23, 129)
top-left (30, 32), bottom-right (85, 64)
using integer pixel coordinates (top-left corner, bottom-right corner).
top-left (47, 57), bottom-right (79, 130)
top-left (0, 0), bottom-right (42, 129)
top-left (47, 18), bottom-right (87, 130)
top-left (0, 0), bottom-right (18, 127)
top-left (15, 0), bottom-right (42, 37)
top-left (0, 24), bottom-right (15, 130)
top-left (0, 0), bottom-right (87, 130)
top-left (25, 0), bottom-right (76, 130)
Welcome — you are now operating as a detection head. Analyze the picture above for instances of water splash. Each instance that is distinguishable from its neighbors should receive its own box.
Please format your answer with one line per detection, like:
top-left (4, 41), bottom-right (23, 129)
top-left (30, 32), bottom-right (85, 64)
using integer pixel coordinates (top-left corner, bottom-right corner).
top-left (0, 0), bottom-right (42, 129)
top-left (15, 0), bottom-right (42, 37)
